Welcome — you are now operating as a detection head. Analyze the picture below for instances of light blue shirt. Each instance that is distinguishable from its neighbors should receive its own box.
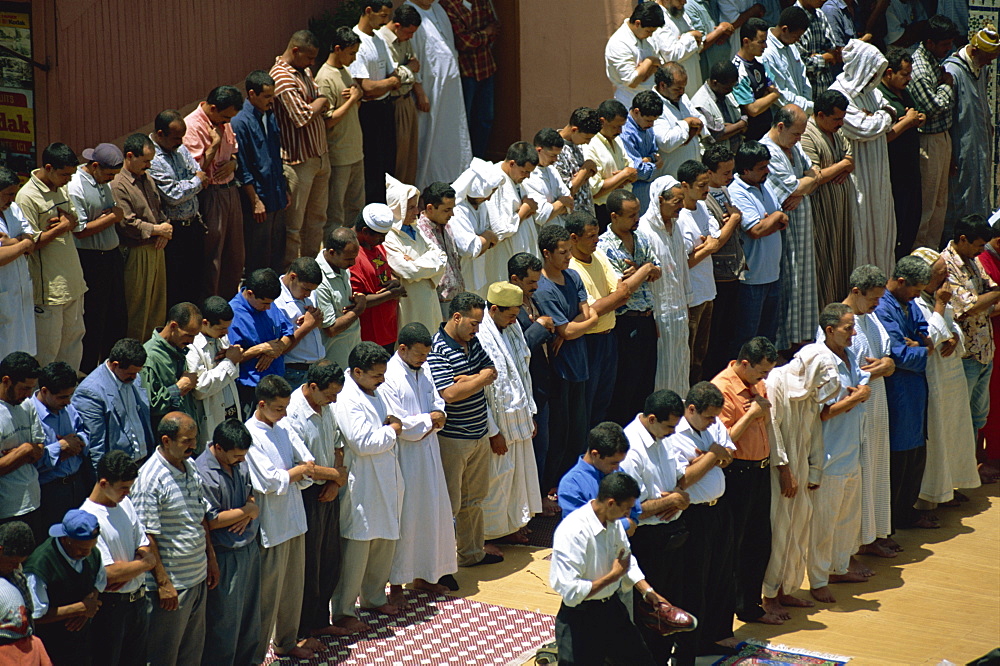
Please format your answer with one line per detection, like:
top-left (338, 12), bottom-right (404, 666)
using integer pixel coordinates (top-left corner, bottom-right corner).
top-left (148, 141), bottom-right (203, 221)
top-left (728, 174), bottom-right (782, 285)
top-left (620, 114), bottom-right (659, 213)
top-left (31, 396), bottom-right (88, 484)
top-left (760, 29), bottom-right (813, 113)
top-left (819, 343), bottom-right (869, 477)
top-left (274, 280), bottom-right (324, 365)
top-left (27, 539), bottom-right (107, 618)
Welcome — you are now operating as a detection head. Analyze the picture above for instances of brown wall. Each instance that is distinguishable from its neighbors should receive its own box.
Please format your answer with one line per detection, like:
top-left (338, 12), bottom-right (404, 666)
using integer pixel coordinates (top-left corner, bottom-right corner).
top-left (31, 0), bottom-right (335, 155)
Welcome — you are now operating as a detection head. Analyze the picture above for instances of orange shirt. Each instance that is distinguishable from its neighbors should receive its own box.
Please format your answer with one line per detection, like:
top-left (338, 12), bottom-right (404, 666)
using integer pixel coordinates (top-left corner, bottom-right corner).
top-left (711, 361), bottom-right (770, 460)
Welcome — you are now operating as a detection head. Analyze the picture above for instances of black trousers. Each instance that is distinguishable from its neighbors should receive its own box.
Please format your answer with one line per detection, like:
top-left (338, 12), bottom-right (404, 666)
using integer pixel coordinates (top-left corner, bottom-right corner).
top-left (609, 315), bottom-right (657, 426)
top-left (543, 375), bottom-right (588, 491)
top-left (299, 484), bottom-right (342, 635)
top-left (674, 501), bottom-right (735, 664)
top-left (164, 217), bottom-right (206, 307)
top-left (39, 470), bottom-right (93, 538)
top-left (719, 461), bottom-right (771, 622)
top-left (556, 596), bottom-right (656, 666)
top-left (358, 98), bottom-right (396, 205)
top-left (91, 590), bottom-right (149, 666)
top-left (703, 279), bottom-right (740, 380)
top-left (594, 204), bottom-right (610, 234)
top-left (890, 446), bottom-right (926, 531)
top-left (78, 248), bottom-right (127, 374)
top-left (241, 190), bottom-right (286, 277)
top-left (630, 521), bottom-right (688, 663)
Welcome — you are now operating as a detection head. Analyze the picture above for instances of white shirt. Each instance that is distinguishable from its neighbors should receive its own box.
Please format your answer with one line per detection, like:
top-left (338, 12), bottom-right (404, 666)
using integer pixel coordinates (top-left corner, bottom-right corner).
top-left (274, 280), bottom-right (324, 364)
top-left (619, 415), bottom-right (684, 526)
top-left (550, 501), bottom-right (645, 607)
top-left (605, 20), bottom-right (658, 106)
top-left (334, 375), bottom-right (404, 541)
top-left (245, 415), bottom-right (314, 548)
top-left (27, 538), bottom-right (108, 617)
top-left (281, 386), bottom-right (342, 482)
top-left (80, 497), bottom-right (150, 594)
top-left (185, 333), bottom-right (241, 447)
top-left (653, 90), bottom-right (706, 178)
top-left (523, 164), bottom-right (572, 227)
top-left (668, 416), bottom-right (736, 504)
top-left (0, 399), bottom-right (43, 519)
top-left (350, 26), bottom-right (396, 101)
top-left (677, 201), bottom-right (719, 307)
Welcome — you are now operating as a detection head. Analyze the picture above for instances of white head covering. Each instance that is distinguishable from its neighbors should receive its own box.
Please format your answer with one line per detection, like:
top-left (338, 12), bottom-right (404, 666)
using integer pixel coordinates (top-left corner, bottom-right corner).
top-left (834, 39), bottom-right (888, 98)
top-left (451, 157), bottom-right (503, 204)
top-left (385, 174), bottom-right (420, 226)
top-left (639, 175), bottom-right (681, 230)
top-left (361, 203), bottom-right (394, 233)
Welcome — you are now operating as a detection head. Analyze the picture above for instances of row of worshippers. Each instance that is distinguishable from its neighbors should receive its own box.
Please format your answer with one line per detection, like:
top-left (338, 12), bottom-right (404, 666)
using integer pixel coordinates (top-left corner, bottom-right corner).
top-left (0, 0), bottom-right (499, 377)
top-left (0, 282), bottom-right (547, 666)
top-left (604, 3), bottom-right (998, 288)
top-left (547, 235), bottom-right (991, 663)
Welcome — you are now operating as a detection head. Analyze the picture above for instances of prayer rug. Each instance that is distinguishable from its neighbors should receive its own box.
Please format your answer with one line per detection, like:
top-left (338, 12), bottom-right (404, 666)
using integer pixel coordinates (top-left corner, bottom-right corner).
top-left (264, 589), bottom-right (554, 665)
top-left (713, 640), bottom-right (852, 665)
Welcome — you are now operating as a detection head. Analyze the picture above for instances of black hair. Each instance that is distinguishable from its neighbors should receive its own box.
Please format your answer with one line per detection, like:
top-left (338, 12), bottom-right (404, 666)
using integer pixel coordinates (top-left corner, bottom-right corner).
top-left (709, 60), bottom-right (738, 84)
top-left (734, 140), bottom-right (770, 175)
top-left (348, 341), bottom-right (391, 371)
top-left (287, 256), bottom-right (323, 285)
top-left (97, 450), bottom-right (139, 484)
top-left (702, 144), bottom-right (735, 172)
top-left (154, 109), bottom-right (184, 134)
top-left (332, 25), bottom-right (362, 50)
top-left (448, 292), bottom-right (486, 317)
top-left (157, 412), bottom-right (195, 440)
top-left (166, 302), bottom-right (201, 329)
top-left (41, 143), bottom-right (78, 170)
top-left (597, 471), bottom-right (640, 503)
top-left (607, 188), bottom-right (639, 215)
top-left (0, 352), bottom-right (40, 385)
top-left (740, 17), bottom-right (769, 44)
top-left (533, 128), bottom-right (565, 150)
top-left (630, 2), bottom-right (666, 28)
top-left (677, 159), bottom-right (710, 184)
top-left (631, 90), bottom-right (663, 117)
top-left (538, 224), bottom-right (572, 254)
top-left (570, 107), bottom-right (602, 134)
top-left (207, 85), bottom-right (244, 112)
top-left (325, 227), bottom-right (359, 252)
top-left (506, 141), bottom-right (540, 167)
top-left (597, 99), bottom-right (628, 122)
top-left (588, 421), bottom-right (630, 458)
top-left (398, 322), bottom-right (433, 348)
top-left (564, 211), bottom-right (600, 237)
top-left (256, 374), bottom-right (293, 402)
top-left (212, 419), bottom-right (253, 452)
top-left (737, 336), bottom-right (778, 365)
top-left (393, 3), bottom-right (422, 27)
top-left (306, 362), bottom-right (346, 390)
top-left (814, 89), bottom-right (849, 116)
top-left (685, 381), bottom-right (725, 413)
top-left (245, 70), bottom-right (275, 96)
top-left (0, 522), bottom-right (34, 557)
top-left (289, 29), bottom-right (319, 49)
top-left (245, 268), bottom-right (281, 300)
top-left (200, 295), bottom-right (234, 326)
top-left (642, 390), bottom-right (685, 421)
top-left (123, 133), bottom-right (154, 159)
top-left (0, 165), bottom-right (19, 190)
top-left (885, 47), bottom-right (912, 74)
top-left (38, 361), bottom-right (78, 394)
top-left (108, 338), bottom-right (147, 368)
top-left (422, 181), bottom-right (457, 207)
top-left (955, 214), bottom-right (999, 244)
top-left (654, 62), bottom-right (687, 88)
top-left (363, 0), bottom-right (394, 11)
top-left (924, 14), bottom-right (959, 43)
top-left (508, 252), bottom-right (542, 280)
top-left (778, 6), bottom-right (810, 32)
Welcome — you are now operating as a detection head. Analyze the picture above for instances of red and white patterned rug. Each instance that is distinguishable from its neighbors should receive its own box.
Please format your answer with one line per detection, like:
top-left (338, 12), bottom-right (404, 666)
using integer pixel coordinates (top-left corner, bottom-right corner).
top-left (264, 589), bottom-right (554, 665)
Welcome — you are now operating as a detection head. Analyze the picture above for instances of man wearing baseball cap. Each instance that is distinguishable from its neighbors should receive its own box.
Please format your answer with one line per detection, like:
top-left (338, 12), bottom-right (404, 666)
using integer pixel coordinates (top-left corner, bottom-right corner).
top-left (23, 508), bottom-right (106, 665)
top-left (69, 142), bottom-right (127, 374)
top-left (351, 203), bottom-right (406, 351)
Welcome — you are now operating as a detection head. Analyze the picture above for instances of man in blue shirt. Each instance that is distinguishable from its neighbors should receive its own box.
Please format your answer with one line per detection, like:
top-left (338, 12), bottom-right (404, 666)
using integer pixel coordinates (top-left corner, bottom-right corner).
top-left (232, 71), bottom-right (289, 277)
top-left (31, 362), bottom-right (91, 537)
top-left (727, 140), bottom-right (788, 355)
top-left (619, 90), bottom-right (664, 213)
top-left (806, 304), bottom-right (871, 604)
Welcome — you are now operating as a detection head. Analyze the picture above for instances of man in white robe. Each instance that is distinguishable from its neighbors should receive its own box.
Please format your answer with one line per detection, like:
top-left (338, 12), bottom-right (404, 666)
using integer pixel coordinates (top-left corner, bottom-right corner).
top-left (605, 3), bottom-right (666, 107)
top-left (637, 176), bottom-right (692, 396)
top-left (405, 0), bottom-right (472, 189)
top-left (523, 129), bottom-right (575, 228)
top-left (485, 142), bottom-right (540, 285)
top-left (762, 343), bottom-right (839, 618)
top-left (479, 282), bottom-right (541, 542)
top-left (330, 342), bottom-right (404, 633)
top-left (649, 0), bottom-right (705, 97)
top-left (384, 175), bottom-right (447, 335)
top-left (381, 323), bottom-right (458, 600)
top-left (652, 63), bottom-right (707, 179)
top-left (448, 158), bottom-right (502, 297)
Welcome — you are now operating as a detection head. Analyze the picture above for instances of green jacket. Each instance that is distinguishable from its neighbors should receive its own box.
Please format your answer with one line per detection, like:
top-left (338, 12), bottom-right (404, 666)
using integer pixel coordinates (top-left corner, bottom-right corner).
top-left (142, 329), bottom-right (196, 428)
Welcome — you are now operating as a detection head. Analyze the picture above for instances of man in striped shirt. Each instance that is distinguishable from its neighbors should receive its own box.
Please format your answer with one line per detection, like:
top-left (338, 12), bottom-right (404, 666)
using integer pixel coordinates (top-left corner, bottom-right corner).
top-left (426, 292), bottom-right (503, 567)
top-left (270, 30), bottom-right (331, 266)
top-left (131, 411), bottom-right (218, 666)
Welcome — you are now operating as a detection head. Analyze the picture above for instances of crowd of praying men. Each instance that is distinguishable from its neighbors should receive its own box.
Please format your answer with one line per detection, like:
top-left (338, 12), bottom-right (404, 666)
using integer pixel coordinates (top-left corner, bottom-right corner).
top-left (0, 0), bottom-right (997, 664)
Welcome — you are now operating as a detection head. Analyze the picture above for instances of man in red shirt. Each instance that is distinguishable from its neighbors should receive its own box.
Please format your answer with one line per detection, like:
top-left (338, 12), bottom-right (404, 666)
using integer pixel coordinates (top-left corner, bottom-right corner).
top-left (351, 204), bottom-right (406, 350)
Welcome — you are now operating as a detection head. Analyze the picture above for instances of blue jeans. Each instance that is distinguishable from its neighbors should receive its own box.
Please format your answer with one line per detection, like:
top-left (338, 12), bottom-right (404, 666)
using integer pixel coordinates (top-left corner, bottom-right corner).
top-left (461, 75), bottom-right (494, 158)
top-left (732, 280), bottom-right (782, 356)
top-left (962, 357), bottom-right (992, 431)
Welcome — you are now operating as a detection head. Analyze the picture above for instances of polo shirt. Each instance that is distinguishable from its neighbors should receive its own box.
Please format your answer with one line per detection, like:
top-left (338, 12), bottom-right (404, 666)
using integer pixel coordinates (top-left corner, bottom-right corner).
top-left (281, 386), bottom-right (342, 478)
top-left (195, 448), bottom-right (258, 550)
top-left (711, 362), bottom-right (770, 460)
top-left (227, 291), bottom-right (295, 387)
top-left (0, 399), bottom-right (43, 519)
top-left (67, 167), bottom-right (119, 252)
top-left (677, 201), bottom-right (719, 307)
top-left (80, 497), bottom-right (149, 595)
top-left (131, 449), bottom-right (209, 591)
top-left (315, 250), bottom-right (362, 371)
top-left (427, 325), bottom-right (495, 440)
top-left (534, 269), bottom-right (590, 383)
top-left (569, 251), bottom-right (618, 334)
top-left (819, 347), bottom-right (869, 477)
top-left (728, 174), bottom-right (782, 285)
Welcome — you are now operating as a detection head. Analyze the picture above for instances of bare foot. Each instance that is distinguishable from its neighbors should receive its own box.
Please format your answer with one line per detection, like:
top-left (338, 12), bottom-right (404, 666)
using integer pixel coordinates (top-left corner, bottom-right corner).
top-left (388, 585), bottom-right (410, 609)
top-left (484, 543), bottom-right (503, 557)
top-left (333, 616), bottom-right (371, 633)
top-left (281, 646), bottom-right (314, 659)
top-left (879, 537), bottom-right (903, 552)
top-left (311, 624), bottom-right (354, 637)
top-left (299, 637), bottom-right (324, 652)
top-left (717, 637), bottom-right (742, 649)
top-left (362, 602), bottom-right (400, 616)
top-left (858, 542), bottom-right (897, 558)
top-left (810, 586), bottom-right (836, 603)
top-left (412, 578), bottom-right (450, 595)
top-left (762, 596), bottom-right (791, 620)
top-left (848, 557), bottom-right (875, 577)
top-left (777, 593), bottom-right (814, 608)
top-left (829, 572), bottom-right (868, 583)
top-left (542, 496), bottom-right (561, 516)
top-left (754, 611), bottom-right (786, 625)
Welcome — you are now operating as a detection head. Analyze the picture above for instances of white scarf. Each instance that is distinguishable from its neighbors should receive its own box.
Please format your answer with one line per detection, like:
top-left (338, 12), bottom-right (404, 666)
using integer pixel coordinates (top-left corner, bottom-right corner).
top-left (478, 313), bottom-right (535, 441)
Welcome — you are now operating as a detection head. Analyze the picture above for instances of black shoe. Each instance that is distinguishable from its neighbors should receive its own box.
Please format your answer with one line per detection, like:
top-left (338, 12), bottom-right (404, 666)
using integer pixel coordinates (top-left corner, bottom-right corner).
top-left (437, 574), bottom-right (459, 591)
top-left (467, 553), bottom-right (504, 566)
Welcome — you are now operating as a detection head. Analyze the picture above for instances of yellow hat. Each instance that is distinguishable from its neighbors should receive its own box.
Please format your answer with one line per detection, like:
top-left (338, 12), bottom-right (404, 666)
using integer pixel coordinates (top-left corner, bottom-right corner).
top-left (971, 23), bottom-right (1000, 54)
top-left (487, 281), bottom-right (523, 308)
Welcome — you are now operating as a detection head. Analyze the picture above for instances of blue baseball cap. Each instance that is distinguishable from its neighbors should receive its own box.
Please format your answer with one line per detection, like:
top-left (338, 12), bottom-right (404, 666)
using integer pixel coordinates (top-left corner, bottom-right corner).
top-left (49, 509), bottom-right (100, 540)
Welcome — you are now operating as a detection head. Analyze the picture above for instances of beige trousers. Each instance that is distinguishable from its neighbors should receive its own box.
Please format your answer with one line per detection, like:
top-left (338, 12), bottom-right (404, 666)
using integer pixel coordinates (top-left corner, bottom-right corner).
top-left (330, 537), bottom-right (396, 619)
top-left (807, 468), bottom-right (861, 589)
top-left (284, 154), bottom-right (331, 266)
top-left (439, 434), bottom-right (490, 566)
top-left (913, 132), bottom-right (951, 250)
top-left (256, 533), bottom-right (306, 661)
top-left (326, 159), bottom-right (365, 237)
top-left (393, 95), bottom-right (419, 187)
top-left (34, 297), bottom-right (84, 371)
top-left (123, 244), bottom-right (166, 341)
